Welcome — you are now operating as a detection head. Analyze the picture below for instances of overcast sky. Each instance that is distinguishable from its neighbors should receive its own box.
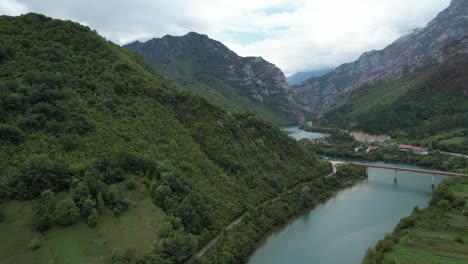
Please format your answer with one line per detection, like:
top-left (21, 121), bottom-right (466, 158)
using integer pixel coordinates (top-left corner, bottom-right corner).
top-left (1, 0), bottom-right (451, 75)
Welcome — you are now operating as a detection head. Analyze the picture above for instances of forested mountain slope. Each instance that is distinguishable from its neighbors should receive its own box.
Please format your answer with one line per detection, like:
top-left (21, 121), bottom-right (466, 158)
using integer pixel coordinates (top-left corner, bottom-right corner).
top-left (125, 33), bottom-right (310, 125)
top-left (294, 0), bottom-right (468, 116)
top-left (0, 13), bottom-right (329, 263)
top-left (322, 36), bottom-right (468, 154)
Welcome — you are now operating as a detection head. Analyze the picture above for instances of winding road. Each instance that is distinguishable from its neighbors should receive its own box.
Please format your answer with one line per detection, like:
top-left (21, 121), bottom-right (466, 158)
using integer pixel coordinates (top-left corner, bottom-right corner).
top-left (187, 161), bottom-right (339, 262)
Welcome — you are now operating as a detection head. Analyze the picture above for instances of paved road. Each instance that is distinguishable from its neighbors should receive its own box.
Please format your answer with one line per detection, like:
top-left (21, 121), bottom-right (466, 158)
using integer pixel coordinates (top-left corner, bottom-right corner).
top-left (189, 163), bottom-right (336, 262)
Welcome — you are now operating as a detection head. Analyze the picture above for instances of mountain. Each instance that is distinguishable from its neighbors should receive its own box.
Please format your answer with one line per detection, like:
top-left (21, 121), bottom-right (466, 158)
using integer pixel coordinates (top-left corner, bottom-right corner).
top-left (294, 0), bottom-right (468, 116)
top-left (124, 33), bottom-right (309, 125)
top-left (0, 14), bottom-right (329, 263)
top-left (286, 69), bottom-right (332, 85)
top-left (323, 36), bottom-right (468, 153)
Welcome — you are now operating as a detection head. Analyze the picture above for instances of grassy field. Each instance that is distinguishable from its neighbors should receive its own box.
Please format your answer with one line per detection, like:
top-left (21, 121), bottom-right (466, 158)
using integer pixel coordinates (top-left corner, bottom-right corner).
top-left (0, 180), bottom-right (164, 264)
top-left (365, 177), bottom-right (468, 264)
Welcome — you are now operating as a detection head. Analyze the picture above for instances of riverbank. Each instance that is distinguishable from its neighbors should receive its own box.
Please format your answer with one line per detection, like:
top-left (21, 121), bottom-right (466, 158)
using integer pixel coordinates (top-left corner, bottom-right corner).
top-left (195, 164), bottom-right (366, 263)
top-left (363, 177), bottom-right (468, 264)
top-left (308, 140), bottom-right (468, 175)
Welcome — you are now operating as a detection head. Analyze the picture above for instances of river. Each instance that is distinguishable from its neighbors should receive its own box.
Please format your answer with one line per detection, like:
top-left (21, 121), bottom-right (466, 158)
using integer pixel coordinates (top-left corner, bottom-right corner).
top-left (247, 127), bottom-right (445, 264)
top-left (281, 125), bottom-right (326, 141)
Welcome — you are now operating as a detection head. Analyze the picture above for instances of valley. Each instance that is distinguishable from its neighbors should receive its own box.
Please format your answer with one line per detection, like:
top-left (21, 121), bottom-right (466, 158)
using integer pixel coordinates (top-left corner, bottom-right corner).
top-left (0, 0), bottom-right (467, 263)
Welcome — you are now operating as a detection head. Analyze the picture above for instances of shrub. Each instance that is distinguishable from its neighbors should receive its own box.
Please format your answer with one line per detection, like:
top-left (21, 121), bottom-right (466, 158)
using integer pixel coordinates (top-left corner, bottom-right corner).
top-left (454, 236), bottom-right (464, 243)
top-left (80, 197), bottom-right (96, 217)
top-left (41, 189), bottom-right (56, 212)
top-left (125, 178), bottom-right (137, 190)
top-left (27, 238), bottom-right (41, 251)
top-left (394, 216), bottom-right (415, 233)
top-left (87, 208), bottom-right (98, 228)
top-left (451, 196), bottom-right (466, 209)
top-left (375, 239), bottom-right (394, 253)
top-left (112, 207), bottom-right (121, 216)
top-left (437, 199), bottom-right (451, 212)
top-left (430, 184), bottom-right (455, 206)
top-left (33, 204), bottom-right (54, 231)
top-left (55, 197), bottom-right (79, 226)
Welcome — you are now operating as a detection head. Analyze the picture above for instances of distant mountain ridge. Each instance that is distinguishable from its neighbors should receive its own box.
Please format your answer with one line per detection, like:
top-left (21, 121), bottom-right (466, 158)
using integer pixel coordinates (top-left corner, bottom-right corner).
top-left (294, 0), bottom-right (468, 117)
top-left (125, 32), bottom-right (310, 124)
top-left (322, 35), bottom-right (468, 154)
top-left (286, 69), bottom-right (332, 85)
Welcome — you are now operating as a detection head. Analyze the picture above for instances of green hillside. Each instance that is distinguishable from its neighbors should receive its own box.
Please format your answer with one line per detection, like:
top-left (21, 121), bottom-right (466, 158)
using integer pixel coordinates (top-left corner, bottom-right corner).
top-left (363, 177), bottom-right (468, 264)
top-left (125, 33), bottom-right (309, 125)
top-left (0, 13), bottom-right (330, 263)
top-left (322, 41), bottom-right (468, 154)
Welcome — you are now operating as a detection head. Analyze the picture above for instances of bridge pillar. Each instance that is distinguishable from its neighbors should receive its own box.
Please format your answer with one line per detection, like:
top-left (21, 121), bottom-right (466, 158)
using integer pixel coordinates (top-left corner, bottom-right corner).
top-left (432, 174), bottom-right (435, 190)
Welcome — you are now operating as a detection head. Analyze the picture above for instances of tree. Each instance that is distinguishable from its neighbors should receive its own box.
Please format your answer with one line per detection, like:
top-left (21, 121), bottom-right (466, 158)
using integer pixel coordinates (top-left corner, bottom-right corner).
top-left (96, 192), bottom-right (105, 211)
top-left (12, 155), bottom-right (70, 199)
top-left (80, 197), bottom-right (96, 217)
top-left (55, 197), bottom-right (79, 226)
top-left (32, 189), bottom-right (57, 231)
top-left (33, 204), bottom-right (54, 231)
top-left (87, 208), bottom-right (99, 228)
top-left (41, 189), bottom-right (56, 212)
top-left (152, 185), bottom-right (172, 207)
top-left (0, 124), bottom-right (24, 144)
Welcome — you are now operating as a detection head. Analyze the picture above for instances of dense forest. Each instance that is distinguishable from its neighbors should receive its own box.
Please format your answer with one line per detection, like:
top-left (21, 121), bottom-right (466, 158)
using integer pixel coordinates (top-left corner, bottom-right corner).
top-left (198, 164), bottom-right (366, 263)
top-left (0, 13), bottom-right (331, 263)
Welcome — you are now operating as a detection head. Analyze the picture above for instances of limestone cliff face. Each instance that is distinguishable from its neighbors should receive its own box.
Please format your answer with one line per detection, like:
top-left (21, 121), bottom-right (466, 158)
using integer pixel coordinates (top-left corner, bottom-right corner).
top-left (294, 0), bottom-right (468, 117)
top-left (125, 32), bottom-right (309, 124)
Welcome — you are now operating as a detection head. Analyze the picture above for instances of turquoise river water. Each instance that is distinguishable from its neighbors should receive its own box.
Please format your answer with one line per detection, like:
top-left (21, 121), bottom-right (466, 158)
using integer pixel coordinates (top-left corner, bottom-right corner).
top-left (248, 127), bottom-right (444, 264)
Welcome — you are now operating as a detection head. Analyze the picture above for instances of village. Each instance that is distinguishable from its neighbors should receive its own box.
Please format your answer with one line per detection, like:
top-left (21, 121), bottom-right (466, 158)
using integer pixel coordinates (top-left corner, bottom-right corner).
top-left (305, 129), bottom-right (430, 155)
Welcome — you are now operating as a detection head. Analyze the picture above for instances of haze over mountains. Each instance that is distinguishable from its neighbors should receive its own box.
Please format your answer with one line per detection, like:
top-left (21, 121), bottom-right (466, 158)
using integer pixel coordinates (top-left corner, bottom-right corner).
top-left (293, 0), bottom-right (468, 117)
top-left (286, 69), bottom-right (332, 86)
top-left (125, 33), bottom-right (310, 125)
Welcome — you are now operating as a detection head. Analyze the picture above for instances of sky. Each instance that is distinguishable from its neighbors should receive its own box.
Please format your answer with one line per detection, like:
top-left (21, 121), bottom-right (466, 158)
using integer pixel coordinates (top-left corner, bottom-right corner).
top-left (0, 0), bottom-right (452, 75)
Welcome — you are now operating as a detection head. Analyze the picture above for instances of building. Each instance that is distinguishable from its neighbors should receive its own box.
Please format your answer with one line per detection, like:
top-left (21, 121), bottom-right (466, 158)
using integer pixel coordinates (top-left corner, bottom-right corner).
top-left (366, 146), bottom-right (378, 153)
top-left (398, 144), bottom-right (428, 155)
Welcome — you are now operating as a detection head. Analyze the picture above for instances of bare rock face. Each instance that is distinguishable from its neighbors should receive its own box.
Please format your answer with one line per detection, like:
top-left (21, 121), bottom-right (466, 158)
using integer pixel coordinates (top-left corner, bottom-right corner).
top-left (294, 0), bottom-right (468, 117)
top-left (125, 32), bottom-right (309, 124)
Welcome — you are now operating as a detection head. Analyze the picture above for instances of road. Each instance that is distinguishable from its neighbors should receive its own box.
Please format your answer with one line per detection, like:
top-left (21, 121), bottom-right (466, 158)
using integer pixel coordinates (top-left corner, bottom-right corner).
top-left (188, 162), bottom-right (337, 262)
top-left (442, 151), bottom-right (468, 159)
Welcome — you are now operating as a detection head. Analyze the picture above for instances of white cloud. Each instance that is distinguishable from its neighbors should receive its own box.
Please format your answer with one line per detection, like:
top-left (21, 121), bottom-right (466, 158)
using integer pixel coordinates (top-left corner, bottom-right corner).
top-left (0, 0), bottom-right (26, 15)
top-left (2, 0), bottom-right (452, 74)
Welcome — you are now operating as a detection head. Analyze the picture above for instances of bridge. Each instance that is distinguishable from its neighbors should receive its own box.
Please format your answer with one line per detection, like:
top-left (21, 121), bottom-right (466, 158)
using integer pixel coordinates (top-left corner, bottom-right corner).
top-left (330, 161), bottom-right (468, 189)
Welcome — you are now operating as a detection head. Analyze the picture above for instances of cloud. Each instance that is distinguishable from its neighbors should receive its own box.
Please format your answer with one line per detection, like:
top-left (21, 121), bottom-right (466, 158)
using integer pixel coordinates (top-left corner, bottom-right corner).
top-left (2, 0), bottom-right (451, 74)
top-left (0, 0), bottom-right (26, 15)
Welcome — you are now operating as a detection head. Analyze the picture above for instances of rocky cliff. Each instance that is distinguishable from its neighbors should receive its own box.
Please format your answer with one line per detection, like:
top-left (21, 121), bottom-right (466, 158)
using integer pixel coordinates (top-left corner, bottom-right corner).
top-left (125, 32), bottom-right (309, 124)
top-left (294, 0), bottom-right (468, 116)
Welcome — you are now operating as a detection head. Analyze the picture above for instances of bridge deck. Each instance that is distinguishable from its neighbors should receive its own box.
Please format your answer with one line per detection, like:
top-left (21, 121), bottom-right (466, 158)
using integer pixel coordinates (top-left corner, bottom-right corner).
top-left (350, 162), bottom-right (468, 177)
